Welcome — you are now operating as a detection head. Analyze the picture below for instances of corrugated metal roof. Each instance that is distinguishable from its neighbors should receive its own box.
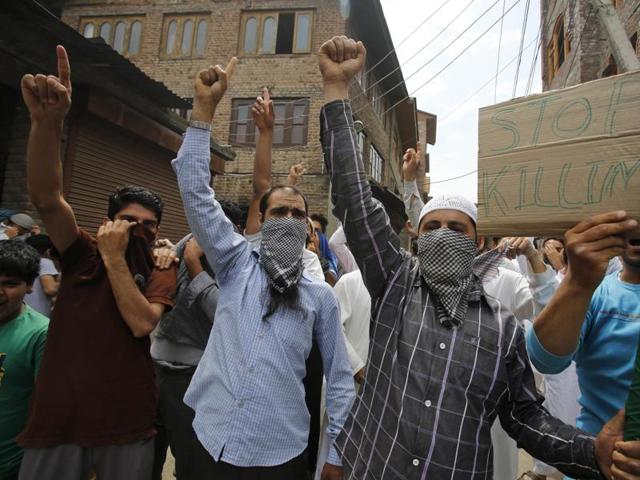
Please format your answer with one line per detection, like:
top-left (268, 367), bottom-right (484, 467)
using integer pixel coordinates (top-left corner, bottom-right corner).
top-left (0, 0), bottom-right (190, 110)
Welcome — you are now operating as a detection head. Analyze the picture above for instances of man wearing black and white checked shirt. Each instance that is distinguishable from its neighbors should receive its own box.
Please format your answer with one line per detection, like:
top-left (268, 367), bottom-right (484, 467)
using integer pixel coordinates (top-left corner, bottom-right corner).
top-left (317, 35), bottom-right (640, 480)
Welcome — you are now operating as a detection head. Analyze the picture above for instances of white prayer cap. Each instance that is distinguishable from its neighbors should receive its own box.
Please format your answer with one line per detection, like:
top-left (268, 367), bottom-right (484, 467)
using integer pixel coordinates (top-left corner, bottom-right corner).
top-left (418, 194), bottom-right (477, 227)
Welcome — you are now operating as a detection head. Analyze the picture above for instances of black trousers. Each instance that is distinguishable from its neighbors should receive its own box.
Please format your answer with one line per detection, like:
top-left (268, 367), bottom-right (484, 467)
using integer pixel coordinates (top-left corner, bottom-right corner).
top-left (152, 364), bottom-right (217, 480)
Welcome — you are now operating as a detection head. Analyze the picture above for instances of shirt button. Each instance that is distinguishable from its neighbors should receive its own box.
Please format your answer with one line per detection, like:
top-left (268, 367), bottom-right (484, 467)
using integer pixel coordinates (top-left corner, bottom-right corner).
top-left (237, 400), bottom-right (244, 408)
top-left (249, 366), bottom-right (255, 373)
top-left (424, 400), bottom-right (432, 407)
top-left (412, 459), bottom-right (420, 467)
top-left (439, 342), bottom-right (446, 350)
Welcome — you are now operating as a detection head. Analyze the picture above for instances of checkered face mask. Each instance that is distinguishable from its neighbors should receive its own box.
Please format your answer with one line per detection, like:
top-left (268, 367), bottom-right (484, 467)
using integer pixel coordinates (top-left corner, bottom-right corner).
top-left (259, 217), bottom-right (307, 293)
top-left (417, 228), bottom-right (477, 328)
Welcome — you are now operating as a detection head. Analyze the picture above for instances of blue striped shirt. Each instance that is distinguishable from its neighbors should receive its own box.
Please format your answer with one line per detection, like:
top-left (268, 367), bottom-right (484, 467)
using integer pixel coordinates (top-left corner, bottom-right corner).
top-left (172, 127), bottom-right (355, 467)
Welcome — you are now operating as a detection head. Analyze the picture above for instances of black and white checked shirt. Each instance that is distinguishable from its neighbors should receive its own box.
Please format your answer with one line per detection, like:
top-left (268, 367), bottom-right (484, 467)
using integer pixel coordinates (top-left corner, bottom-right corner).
top-left (321, 100), bottom-right (602, 480)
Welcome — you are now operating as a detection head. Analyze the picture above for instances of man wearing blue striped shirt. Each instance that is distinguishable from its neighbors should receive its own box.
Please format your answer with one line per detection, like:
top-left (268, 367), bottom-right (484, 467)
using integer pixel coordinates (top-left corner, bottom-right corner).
top-left (171, 58), bottom-right (355, 480)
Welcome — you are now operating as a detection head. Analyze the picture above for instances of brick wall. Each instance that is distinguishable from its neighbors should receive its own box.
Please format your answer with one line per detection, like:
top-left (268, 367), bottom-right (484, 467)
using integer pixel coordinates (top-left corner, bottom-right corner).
top-left (542, 0), bottom-right (640, 91)
top-left (61, 0), bottom-right (409, 221)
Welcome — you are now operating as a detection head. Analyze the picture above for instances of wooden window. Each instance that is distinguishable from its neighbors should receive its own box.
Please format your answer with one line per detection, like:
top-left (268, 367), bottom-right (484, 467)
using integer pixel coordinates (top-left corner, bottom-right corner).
top-left (99, 22), bottom-right (111, 44)
top-left (230, 98), bottom-right (310, 146)
top-left (80, 17), bottom-right (144, 57)
top-left (240, 11), bottom-right (313, 56)
top-left (83, 22), bottom-right (95, 38)
top-left (369, 145), bottom-right (384, 183)
top-left (546, 14), bottom-right (570, 82)
top-left (181, 20), bottom-right (194, 55)
top-left (243, 17), bottom-right (258, 53)
top-left (357, 131), bottom-right (367, 158)
top-left (129, 21), bottom-right (142, 55)
top-left (195, 20), bottom-right (208, 56)
top-left (113, 22), bottom-right (126, 53)
top-left (294, 13), bottom-right (311, 53)
top-left (166, 20), bottom-right (177, 54)
top-left (162, 14), bottom-right (209, 58)
top-left (261, 16), bottom-right (277, 53)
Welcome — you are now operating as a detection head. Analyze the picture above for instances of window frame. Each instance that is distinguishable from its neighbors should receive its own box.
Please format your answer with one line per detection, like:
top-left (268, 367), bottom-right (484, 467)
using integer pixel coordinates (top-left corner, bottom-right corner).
top-left (80, 16), bottom-right (144, 57)
top-left (161, 14), bottom-right (210, 59)
top-left (546, 14), bottom-right (570, 83)
top-left (239, 10), bottom-right (314, 56)
top-left (230, 98), bottom-right (310, 147)
top-left (369, 144), bottom-right (384, 183)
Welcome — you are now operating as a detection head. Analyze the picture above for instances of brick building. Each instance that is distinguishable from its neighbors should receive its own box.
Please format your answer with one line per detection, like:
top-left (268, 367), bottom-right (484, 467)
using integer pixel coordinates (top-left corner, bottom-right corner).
top-left (542, 0), bottom-right (640, 91)
top-left (59, 0), bottom-right (419, 223)
top-left (0, 0), bottom-right (233, 242)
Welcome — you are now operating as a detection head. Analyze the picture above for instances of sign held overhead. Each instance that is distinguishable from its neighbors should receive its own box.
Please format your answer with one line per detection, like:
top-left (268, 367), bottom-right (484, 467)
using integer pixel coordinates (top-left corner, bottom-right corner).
top-left (477, 70), bottom-right (640, 236)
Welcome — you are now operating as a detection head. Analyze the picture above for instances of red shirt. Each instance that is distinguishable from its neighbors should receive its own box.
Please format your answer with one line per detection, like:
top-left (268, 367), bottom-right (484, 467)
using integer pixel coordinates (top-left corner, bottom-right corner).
top-left (18, 229), bottom-right (176, 447)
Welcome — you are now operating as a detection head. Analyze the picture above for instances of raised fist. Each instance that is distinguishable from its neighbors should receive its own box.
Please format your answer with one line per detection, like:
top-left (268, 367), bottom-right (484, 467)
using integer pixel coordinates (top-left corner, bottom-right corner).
top-left (402, 143), bottom-right (422, 182)
top-left (21, 45), bottom-right (72, 124)
top-left (287, 162), bottom-right (307, 186)
top-left (251, 87), bottom-right (274, 132)
top-left (318, 36), bottom-right (366, 87)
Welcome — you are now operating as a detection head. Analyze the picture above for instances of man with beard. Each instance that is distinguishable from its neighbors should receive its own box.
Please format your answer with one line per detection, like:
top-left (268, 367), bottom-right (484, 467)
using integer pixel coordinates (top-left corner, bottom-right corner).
top-left (171, 58), bottom-right (354, 480)
top-left (17, 46), bottom-right (177, 480)
top-left (317, 35), bottom-right (640, 479)
top-left (527, 226), bottom-right (640, 476)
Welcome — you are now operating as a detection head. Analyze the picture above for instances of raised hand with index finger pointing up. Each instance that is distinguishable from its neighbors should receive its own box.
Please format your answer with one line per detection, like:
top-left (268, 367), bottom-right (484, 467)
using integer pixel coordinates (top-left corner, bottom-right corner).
top-left (21, 45), bottom-right (72, 124)
top-left (251, 87), bottom-right (274, 132)
top-left (192, 57), bottom-right (238, 124)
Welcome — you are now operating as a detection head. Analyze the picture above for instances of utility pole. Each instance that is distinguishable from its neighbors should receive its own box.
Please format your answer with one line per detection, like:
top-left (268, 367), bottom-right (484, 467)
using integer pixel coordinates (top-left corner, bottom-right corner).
top-left (589, 0), bottom-right (640, 72)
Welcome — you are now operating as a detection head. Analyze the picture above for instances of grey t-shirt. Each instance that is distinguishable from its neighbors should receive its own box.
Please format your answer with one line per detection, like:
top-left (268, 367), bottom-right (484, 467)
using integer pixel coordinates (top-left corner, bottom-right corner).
top-left (24, 258), bottom-right (58, 316)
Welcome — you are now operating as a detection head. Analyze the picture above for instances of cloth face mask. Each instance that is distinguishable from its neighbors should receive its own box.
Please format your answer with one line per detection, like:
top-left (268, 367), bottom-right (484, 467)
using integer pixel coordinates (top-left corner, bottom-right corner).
top-left (259, 217), bottom-right (307, 293)
top-left (417, 228), bottom-right (477, 328)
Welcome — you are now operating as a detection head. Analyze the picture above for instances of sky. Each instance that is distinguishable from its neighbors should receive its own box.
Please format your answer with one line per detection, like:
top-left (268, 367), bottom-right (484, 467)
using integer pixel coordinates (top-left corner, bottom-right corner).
top-left (379, 0), bottom-right (543, 201)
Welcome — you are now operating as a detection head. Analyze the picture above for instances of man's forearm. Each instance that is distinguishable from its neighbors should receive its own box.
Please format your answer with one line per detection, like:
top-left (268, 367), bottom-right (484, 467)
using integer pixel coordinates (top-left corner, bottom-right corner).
top-left (27, 120), bottom-right (79, 254)
top-left (526, 251), bottom-right (547, 274)
top-left (533, 274), bottom-right (593, 356)
top-left (501, 401), bottom-right (602, 479)
top-left (253, 129), bottom-right (273, 194)
top-left (27, 121), bottom-right (64, 207)
top-left (103, 257), bottom-right (163, 337)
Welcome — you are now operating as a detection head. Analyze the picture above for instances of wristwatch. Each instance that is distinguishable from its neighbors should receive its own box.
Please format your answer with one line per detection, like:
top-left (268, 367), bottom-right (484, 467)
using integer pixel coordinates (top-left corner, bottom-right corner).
top-left (189, 120), bottom-right (212, 132)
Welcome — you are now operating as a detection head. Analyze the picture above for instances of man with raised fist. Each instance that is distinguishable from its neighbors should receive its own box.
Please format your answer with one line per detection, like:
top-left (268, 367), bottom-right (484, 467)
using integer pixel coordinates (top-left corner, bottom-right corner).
top-left (16, 46), bottom-right (176, 480)
top-left (317, 34), bottom-right (640, 480)
top-left (171, 58), bottom-right (354, 480)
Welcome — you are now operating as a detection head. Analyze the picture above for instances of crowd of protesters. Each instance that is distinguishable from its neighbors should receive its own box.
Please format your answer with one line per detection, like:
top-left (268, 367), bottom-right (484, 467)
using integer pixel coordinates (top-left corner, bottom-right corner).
top-left (1, 35), bottom-right (640, 480)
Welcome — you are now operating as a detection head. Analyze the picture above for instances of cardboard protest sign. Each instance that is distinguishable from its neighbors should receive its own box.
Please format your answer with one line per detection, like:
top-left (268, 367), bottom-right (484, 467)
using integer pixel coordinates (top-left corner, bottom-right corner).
top-left (478, 70), bottom-right (640, 236)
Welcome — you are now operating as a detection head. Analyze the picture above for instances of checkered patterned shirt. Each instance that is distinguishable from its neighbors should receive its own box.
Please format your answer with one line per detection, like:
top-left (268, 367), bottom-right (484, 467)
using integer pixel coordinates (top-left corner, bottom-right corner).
top-left (320, 100), bottom-right (602, 480)
top-left (172, 127), bottom-right (355, 467)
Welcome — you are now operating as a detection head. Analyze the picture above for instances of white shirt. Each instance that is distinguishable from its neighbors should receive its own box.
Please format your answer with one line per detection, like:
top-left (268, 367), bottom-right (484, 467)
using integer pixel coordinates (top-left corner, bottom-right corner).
top-left (328, 226), bottom-right (358, 274)
top-left (482, 265), bottom-right (558, 323)
top-left (333, 269), bottom-right (370, 373)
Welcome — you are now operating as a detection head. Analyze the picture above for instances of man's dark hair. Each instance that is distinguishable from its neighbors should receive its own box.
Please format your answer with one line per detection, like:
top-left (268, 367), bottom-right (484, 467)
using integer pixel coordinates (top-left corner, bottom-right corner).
top-left (26, 234), bottom-right (53, 256)
top-left (107, 185), bottom-right (164, 224)
top-left (258, 186), bottom-right (308, 217)
top-left (310, 213), bottom-right (328, 234)
top-left (0, 240), bottom-right (40, 284)
top-left (264, 285), bottom-right (300, 320)
top-left (219, 199), bottom-right (245, 232)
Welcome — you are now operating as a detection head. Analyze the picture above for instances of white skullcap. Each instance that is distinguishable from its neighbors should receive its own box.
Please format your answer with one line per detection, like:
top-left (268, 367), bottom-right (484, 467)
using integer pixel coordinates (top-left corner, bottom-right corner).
top-left (418, 194), bottom-right (478, 227)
